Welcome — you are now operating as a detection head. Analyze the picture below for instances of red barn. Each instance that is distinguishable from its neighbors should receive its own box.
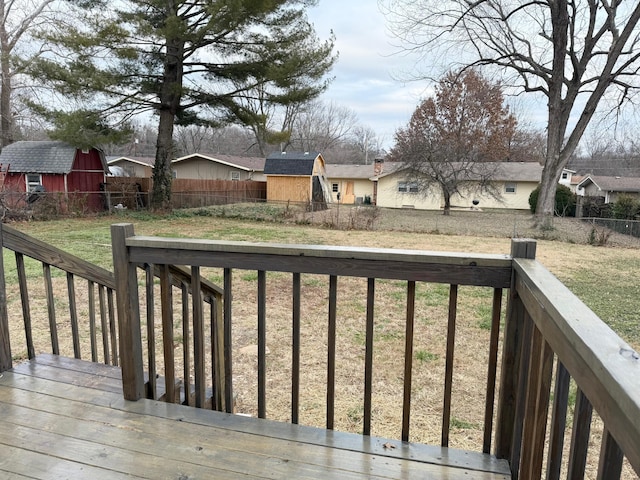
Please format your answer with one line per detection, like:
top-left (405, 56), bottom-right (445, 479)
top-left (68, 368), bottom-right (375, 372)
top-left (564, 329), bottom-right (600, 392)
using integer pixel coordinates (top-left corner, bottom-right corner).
top-left (0, 141), bottom-right (109, 212)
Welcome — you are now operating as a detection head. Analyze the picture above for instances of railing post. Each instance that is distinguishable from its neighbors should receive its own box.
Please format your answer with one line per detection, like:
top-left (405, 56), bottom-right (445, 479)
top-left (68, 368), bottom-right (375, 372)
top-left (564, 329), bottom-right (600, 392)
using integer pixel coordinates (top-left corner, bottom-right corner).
top-left (111, 223), bottom-right (145, 400)
top-left (0, 223), bottom-right (12, 372)
top-left (495, 239), bottom-right (536, 464)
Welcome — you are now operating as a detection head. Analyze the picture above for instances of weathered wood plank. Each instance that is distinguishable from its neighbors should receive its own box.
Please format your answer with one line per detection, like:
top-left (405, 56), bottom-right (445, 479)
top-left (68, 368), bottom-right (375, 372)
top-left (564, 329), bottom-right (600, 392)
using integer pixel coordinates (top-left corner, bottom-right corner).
top-left (223, 267), bottom-right (233, 412)
top-left (567, 388), bottom-right (593, 479)
top-left (546, 361), bottom-right (570, 480)
top-left (191, 266), bottom-right (206, 408)
top-left (129, 247), bottom-right (512, 288)
top-left (0, 365), bottom-right (511, 478)
top-left (159, 264), bottom-right (176, 404)
top-left (15, 252), bottom-right (34, 359)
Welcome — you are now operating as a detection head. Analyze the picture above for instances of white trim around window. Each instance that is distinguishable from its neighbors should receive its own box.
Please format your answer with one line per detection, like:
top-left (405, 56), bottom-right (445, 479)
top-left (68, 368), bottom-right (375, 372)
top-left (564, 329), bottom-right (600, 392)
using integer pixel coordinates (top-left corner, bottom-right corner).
top-left (504, 182), bottom-right (517, 194)
top-left (398, 181), bottom-right (419, 193)
top-left (26, 174), bottom-right (42, 192)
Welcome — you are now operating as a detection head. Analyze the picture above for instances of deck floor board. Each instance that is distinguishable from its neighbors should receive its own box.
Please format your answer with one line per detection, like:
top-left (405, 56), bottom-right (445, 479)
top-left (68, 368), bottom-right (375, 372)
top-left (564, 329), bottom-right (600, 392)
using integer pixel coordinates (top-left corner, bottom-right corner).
top-left (0, 356), bottom-right (512, 479)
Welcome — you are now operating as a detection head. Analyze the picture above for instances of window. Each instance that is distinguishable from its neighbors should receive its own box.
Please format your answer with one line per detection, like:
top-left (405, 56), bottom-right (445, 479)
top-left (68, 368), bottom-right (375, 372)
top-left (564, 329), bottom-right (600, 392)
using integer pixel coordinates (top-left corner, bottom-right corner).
top-left (231, 171), bottom-right (240, 181)
top-left (398, 181), bottom-right (419, 193)
top-left (332, 183), bottom-right (339, 193)
top-left (26, 174), bottom-right (42, 192)
top-left (172, 170), bottom-right (177, 179)
top-left (561, 172), bottom-right (569, 180)
top-left (505, 182), bottom-right (517, 194)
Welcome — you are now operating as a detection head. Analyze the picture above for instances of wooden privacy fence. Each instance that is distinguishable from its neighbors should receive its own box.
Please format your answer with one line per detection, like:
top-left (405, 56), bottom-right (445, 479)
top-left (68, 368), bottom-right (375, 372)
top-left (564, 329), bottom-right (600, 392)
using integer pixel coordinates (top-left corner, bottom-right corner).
top-left (111, 224), bottom-right (640, 479)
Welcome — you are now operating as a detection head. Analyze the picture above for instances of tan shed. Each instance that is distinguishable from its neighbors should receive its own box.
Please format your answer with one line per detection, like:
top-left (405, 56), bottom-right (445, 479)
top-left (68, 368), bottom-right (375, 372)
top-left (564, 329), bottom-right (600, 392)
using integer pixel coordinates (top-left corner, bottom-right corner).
top-left (264, 151), bottom-right (331, 207)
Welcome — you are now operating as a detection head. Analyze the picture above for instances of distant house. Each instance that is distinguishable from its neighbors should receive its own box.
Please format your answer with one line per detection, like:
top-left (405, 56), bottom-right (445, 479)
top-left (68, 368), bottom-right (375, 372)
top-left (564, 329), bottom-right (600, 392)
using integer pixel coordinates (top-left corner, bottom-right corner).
top-left (172, 153), bottom-right (266, 181)
top-left (374, 161), bottom-right (543, 211)
top-left (325, 164), bottom-right (375, 204)
top-left (108, 156), bottom-right (155, 178)
top-left (0, 141), bottom-right (109, 211)
top-left (576, 175), bottom-right (640, 203)
top-left (264, 151), bottom-right (331, 205)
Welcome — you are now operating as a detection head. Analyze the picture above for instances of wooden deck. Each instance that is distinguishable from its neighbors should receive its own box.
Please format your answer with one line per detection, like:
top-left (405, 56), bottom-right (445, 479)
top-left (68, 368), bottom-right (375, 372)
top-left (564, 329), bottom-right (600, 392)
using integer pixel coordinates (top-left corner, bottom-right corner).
top-left (0, 355), bottom-right (511, 479)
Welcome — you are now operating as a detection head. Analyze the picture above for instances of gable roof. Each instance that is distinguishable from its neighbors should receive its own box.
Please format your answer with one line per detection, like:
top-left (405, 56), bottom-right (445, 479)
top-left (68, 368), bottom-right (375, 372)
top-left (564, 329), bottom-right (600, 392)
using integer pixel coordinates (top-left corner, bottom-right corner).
top-left (0, 141), bottom-right (105, 174)
top-left (376, 161), bottom-right (542, 182)
top-left (173, 153), bottom-right (265, 171)
top-left (577, 175), bottom-right (640, 192)
top-left (108, 156), bottom-right (156, 167)
top-left (264, 151), bottom-right (322, 176)
top-left (325, 164), bottom-right (374, 179)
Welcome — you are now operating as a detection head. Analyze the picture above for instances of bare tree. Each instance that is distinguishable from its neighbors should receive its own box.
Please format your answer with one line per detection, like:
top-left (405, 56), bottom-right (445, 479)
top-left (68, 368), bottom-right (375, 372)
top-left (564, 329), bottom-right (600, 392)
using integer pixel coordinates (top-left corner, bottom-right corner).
top-left (383, 0), bottom-right (640, 225)
top-left (288, 100), bottom-right (358, 152)
top-left (388, 70), bottom-right (516, 215)
top-left (0, 0), bottom-right (57, 148)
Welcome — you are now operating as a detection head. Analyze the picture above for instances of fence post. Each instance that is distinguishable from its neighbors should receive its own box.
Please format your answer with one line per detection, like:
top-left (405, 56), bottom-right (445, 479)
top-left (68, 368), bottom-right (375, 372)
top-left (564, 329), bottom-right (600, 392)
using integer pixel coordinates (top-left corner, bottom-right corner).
top-left (111, 223), bottom-right (145, 400)
top-left (0, 223), bottom-right (12, 372)
top-left (495, 239), bottom-right (537, 464)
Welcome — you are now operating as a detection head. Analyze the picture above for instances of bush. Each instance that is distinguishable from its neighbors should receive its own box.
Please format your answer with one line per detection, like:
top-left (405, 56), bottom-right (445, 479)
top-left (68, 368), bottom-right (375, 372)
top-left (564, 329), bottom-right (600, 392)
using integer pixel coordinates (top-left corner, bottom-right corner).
top-left (529, 184), bottom-right (576, 216)
top-left (612, 194), bottom-right (640, 219)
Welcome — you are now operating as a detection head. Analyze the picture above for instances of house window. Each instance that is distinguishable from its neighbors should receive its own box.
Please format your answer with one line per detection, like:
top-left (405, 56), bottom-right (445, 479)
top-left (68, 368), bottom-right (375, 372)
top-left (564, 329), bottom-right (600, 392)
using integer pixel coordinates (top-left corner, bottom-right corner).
top-left (332, 183), bottom-right (339, 193)
top-left (231, 171), bottom-right (240, 181)
top-left (561, 172), bottom-right (569, 180)
top-left (398, 181), bottom-right (419, 193)
top-left (26, 174), bottom-right (42, 192)
top-left (172, 170), bottom-right (177, 179)
top-left (505, 182), bottom-right (517, 194)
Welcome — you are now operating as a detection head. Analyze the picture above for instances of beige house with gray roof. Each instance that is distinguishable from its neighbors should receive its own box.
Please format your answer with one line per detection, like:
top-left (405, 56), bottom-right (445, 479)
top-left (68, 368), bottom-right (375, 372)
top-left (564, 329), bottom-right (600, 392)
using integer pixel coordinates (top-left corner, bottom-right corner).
top-left (324, 164), bottom-right (375, 204)
top-left (576, 175), bottom-right (640, 203)
top-left (374, 161), bottom-right (543, 211)
top-left (172, 153), bottom-right (266, 181)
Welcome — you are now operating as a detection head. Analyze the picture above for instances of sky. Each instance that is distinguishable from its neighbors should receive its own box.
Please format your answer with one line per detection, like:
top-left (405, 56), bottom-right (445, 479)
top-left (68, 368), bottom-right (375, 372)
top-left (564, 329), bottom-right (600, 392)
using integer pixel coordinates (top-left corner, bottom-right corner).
top-left (307, 1), bottom-right (428, 149)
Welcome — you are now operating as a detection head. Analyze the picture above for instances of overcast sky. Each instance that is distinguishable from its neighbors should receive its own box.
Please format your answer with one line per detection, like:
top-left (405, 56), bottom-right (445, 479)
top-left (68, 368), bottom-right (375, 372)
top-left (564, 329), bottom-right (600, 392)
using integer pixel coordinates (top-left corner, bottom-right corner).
top-left (307, 1), bottom-right (428, 149)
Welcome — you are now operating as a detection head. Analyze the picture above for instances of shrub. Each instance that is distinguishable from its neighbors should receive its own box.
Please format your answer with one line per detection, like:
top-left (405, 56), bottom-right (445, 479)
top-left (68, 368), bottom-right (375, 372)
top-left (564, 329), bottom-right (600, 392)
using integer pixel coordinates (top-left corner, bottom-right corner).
top-left (612, 194), bottom-right (640, 219)
top-left (529, 184), bottom-right (576, 216)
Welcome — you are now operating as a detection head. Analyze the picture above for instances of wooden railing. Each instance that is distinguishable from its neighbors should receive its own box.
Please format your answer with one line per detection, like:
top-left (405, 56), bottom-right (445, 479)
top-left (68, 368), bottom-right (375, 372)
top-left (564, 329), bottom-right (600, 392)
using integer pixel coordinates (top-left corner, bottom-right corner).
top-left (0, 223), bottom-right (118, 371)
top-left (0, 223), bottom-right (223, 404)
top-left (112, 224), bottom-right (640, 479)
top-left (498, 240), bottom-right (640, 479)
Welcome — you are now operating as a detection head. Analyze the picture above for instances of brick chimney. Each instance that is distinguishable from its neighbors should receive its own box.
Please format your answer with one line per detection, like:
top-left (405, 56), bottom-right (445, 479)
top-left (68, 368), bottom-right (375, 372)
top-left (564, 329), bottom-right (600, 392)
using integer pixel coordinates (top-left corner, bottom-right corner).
top-left (374, 157), bottom-right (384, 176)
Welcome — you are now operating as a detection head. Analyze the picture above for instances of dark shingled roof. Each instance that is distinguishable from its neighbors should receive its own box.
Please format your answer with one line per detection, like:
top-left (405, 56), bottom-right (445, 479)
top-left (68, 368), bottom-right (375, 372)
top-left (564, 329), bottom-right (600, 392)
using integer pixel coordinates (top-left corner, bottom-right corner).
top-left (0, 141), bottom-right (82, 174)
top-left (264, 151), bottom-right (321, 176)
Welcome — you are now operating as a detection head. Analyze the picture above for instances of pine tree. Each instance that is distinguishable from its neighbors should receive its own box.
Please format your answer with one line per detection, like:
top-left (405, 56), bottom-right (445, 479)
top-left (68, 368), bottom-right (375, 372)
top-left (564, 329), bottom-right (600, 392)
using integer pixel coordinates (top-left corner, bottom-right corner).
top-left (29, 0), bottom-right (335, 208)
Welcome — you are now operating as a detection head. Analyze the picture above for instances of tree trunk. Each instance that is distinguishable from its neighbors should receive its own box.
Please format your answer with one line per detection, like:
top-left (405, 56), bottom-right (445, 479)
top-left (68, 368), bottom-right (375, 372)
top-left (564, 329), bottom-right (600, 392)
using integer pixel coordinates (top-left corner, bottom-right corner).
top-left (150, 17), bottom-right (184, 210)
top-left (0, 11), bottom-right (13, 149)
top-left (442, 190), bottom-right (451, 216)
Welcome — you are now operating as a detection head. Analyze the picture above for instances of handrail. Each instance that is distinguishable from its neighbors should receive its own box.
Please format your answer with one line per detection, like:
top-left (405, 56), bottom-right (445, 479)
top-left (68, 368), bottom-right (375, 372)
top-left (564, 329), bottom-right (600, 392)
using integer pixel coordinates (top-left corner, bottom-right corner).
top-left (514, 257), bottom-right (640, 474)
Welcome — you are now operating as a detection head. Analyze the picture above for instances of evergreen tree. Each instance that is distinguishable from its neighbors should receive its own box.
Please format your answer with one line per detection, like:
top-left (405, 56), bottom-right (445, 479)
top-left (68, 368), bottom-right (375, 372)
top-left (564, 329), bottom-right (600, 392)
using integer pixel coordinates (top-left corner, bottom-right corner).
top-left (29, 0), bottom-right (335, 208)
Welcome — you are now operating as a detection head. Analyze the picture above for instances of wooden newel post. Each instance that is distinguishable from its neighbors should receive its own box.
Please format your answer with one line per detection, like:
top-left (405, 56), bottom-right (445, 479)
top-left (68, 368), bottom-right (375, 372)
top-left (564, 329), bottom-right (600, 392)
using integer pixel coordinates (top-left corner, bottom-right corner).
top-left (111, 223), bottom-right (145, 400)
top-left (495, 239), bottom-right (536, 461)
top-left (0, 223), bottom-right (12, 372)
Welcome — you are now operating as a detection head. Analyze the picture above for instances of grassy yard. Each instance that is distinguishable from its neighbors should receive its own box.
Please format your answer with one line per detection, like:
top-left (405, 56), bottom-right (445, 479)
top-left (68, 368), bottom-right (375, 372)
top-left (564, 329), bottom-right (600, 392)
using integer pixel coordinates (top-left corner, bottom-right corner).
top-left (9, 205), bottom-right (640, 348)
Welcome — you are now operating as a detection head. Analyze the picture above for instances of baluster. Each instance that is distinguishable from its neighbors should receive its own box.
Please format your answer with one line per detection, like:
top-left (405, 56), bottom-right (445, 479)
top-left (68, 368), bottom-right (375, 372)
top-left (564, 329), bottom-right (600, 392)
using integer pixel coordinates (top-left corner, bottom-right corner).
top-left (223, 267), bottom-right (233, 413)
top-left (567, 388), bottom-right (593, 479)
top-left (181, 281), bottom-right (191, 406)
top-left (145, 264), bottom-right (156, 398)
top-left (402, 281), bottom-right (416, 442)
top-left (43, 263), bottom-right (59, 355)
top-left (15, 252), bottom-right (34, 359)
top-left (546, 361), bottom-right (570, 480)
top-left (326, 274), bottom-right (336, 430)
top-left (88, 280), bottom-right (97, 362)
top-left (67, 272), bottom-right (80, 359)
top-left (291, 272), bottom-right (302, 424)
top-left (258, 270), bottom-right (267, 419)
top-left (98, 285), bottom-right (110, 364)
top-left (363, 277), bottom-right (375, 436)
top-left (442, 284), bottom-right (458, 447)
top-left (483, 287), bottom-right (503, 453)
top-left (160, 264), bottom-right (176, 403)
top-left (191, 266), bottom-right (205, 408)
